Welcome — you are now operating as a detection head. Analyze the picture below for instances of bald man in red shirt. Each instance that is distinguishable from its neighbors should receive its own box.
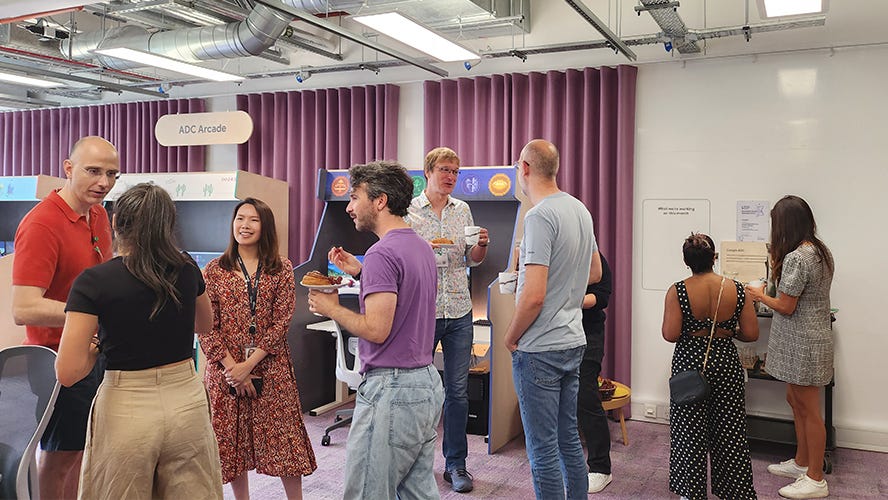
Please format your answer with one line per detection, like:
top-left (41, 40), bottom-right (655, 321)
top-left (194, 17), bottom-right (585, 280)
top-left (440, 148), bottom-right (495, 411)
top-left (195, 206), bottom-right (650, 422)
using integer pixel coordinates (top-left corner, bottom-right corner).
top-left (12, 136), bottom-right (118, 499)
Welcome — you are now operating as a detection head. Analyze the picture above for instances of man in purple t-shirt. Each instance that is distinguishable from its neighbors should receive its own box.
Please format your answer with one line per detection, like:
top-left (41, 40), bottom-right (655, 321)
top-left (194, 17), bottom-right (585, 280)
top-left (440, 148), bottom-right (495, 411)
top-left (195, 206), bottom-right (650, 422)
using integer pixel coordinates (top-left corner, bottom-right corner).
top-left (309, 161), bottom-right (444, 499)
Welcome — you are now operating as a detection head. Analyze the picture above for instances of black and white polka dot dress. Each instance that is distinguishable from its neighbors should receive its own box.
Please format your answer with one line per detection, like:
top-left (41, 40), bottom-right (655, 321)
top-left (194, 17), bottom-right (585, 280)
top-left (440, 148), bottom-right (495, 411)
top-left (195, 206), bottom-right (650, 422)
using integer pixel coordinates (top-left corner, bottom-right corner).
top-left (669, 280), bottom-right (757, 500)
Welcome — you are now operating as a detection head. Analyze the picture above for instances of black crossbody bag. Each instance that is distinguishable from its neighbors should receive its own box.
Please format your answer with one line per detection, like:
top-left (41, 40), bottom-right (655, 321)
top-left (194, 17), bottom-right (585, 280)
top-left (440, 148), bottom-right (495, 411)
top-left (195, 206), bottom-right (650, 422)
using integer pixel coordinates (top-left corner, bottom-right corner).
top-left (669, 276), bottom-right (725, 406)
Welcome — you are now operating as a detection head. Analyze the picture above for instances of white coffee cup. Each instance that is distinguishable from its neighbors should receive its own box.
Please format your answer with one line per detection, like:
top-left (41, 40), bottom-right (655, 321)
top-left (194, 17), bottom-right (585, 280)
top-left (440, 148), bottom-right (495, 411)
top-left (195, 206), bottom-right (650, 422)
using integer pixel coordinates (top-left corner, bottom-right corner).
top-left (499, 271), bottom-right (518, 294)
top-left (465, 226), bottom-right (481, 246)
top-left (746, 279), bottom-right (766, 290)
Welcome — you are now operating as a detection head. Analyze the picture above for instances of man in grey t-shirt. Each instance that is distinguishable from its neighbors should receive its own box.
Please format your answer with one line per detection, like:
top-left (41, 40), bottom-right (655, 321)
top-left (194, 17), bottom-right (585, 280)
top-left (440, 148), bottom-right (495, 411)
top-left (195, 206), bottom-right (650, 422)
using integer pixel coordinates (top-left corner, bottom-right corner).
top-left (504, 139), bottom-right (602, 500)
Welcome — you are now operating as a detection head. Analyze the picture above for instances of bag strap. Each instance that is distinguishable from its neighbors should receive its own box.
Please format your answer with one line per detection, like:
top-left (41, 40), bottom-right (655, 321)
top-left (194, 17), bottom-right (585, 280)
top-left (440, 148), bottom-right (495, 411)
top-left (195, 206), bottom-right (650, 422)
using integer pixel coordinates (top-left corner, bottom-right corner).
top-left (701, 275), bottom-right (727, 371)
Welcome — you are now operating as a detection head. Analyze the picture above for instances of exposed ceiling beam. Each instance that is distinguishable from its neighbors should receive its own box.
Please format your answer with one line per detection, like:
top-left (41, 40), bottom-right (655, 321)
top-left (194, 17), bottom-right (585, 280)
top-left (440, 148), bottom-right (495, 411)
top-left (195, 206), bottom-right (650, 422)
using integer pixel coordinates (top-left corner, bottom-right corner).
top-left (563, 0), bottom-right (637, 61)
top-left (255, 0), bottom-right (448, 78)
top-left (0, 60), bottom-right (167, 98)
top-left (0, 92), bottom-right (60, 108)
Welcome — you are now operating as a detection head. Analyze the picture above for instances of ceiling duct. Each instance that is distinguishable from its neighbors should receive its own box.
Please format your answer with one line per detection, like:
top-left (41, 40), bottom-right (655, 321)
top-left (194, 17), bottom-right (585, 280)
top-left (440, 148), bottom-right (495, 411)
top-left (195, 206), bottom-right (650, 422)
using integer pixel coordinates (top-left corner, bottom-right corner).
top-left (62, 0), bottom-right (525, 74)
top-left (637, 0), bottom-right (700, 53)
top-left (62, 3), bottom-right (292, 70)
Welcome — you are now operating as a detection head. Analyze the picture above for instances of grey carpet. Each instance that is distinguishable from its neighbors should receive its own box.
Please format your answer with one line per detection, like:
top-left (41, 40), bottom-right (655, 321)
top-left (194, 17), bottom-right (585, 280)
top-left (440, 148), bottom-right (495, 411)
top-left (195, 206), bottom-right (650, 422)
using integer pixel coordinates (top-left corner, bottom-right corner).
top-left (227, 407), bottom-right (888, 499)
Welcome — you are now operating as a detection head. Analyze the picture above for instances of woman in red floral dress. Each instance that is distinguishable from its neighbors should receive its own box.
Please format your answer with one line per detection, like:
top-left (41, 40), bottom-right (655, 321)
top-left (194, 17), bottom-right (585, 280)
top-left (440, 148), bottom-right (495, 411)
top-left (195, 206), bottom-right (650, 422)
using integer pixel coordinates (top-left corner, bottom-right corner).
top-left (200, 198), bottom-right (316, 499)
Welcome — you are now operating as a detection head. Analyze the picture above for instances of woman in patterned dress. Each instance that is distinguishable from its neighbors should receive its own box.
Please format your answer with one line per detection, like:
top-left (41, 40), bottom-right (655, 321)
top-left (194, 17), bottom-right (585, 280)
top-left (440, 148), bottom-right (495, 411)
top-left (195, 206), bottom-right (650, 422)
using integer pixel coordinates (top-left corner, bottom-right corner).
top-left (200, 198), bottom-right (317, 499)
top-left (746, 196), bottom-right (834, 500)
top-left (662, 233), bottom-right (759, 500)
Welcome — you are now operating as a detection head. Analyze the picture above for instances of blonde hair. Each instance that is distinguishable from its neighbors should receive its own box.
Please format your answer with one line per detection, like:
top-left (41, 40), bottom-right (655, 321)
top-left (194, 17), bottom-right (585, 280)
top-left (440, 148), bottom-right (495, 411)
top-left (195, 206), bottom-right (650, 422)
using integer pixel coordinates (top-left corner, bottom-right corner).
top-left (424, 147), bottom-right (460, 177)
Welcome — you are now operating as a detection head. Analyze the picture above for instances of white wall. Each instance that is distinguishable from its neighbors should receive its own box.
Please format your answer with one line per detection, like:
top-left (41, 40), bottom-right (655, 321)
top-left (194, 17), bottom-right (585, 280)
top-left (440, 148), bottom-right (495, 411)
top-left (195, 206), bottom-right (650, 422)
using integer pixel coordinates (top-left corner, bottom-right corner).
top-left (632, 45), bottom-right (888, 451)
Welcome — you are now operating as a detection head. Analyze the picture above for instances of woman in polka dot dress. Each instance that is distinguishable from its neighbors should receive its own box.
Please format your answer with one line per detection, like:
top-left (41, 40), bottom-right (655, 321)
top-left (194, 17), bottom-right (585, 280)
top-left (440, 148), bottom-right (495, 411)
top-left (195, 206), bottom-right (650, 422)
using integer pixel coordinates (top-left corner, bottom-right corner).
top-left (662, 233), bottom-right (759, 500)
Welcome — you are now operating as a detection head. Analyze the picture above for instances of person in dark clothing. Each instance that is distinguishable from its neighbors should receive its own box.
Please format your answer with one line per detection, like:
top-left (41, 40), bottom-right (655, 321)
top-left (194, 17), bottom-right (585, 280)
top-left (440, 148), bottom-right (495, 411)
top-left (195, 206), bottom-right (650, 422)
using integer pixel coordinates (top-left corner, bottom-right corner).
top-left (577, 253), bottom-right (613, 494)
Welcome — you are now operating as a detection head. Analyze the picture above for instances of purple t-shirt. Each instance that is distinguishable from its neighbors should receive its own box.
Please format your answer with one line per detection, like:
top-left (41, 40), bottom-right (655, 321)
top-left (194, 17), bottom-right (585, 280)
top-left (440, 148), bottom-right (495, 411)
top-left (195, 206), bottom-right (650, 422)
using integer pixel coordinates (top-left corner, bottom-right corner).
top-left (358, 228), bottom-right (437, 372)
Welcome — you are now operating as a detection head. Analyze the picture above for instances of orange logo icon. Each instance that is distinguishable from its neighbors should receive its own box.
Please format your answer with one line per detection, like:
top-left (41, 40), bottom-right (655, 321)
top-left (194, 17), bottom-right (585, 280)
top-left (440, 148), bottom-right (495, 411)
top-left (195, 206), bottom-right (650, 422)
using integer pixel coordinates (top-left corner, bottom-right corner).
top-left (331, 176), bottom-right (350, 197)
top-left (488, 173), bottom-right (511, 197)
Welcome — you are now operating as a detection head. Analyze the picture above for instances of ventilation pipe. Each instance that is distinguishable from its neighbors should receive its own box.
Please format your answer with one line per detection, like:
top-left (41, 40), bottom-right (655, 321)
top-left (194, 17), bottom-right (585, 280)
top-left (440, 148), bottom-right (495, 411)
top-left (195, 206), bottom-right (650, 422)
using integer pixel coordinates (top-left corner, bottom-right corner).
top-left (60, 0), bottom-right (367, 70)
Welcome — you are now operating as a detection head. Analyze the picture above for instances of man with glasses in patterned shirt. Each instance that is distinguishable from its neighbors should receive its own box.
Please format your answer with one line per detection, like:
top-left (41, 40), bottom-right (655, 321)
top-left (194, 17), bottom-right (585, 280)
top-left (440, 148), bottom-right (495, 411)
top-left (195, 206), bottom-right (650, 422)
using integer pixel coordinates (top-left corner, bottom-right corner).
top-left (406, 147), bottom-right (489, 493)
top-left (12, 136), bottom-right (118, 499)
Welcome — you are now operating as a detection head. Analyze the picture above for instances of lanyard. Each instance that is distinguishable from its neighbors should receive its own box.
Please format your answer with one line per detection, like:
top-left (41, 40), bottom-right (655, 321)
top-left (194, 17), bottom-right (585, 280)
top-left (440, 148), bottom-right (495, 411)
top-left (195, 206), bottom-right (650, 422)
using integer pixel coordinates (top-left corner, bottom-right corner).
top-left (236, 254), bottom-right (262, 335)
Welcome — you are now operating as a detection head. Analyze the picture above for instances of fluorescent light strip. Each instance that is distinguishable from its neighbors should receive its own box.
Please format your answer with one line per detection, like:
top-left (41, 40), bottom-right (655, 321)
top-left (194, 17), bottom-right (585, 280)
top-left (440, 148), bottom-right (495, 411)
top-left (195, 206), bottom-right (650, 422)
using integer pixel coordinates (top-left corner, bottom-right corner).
top-left (0, 71), bottom-right (64, 88)
top-left (763, 0), bottom-right (823, 17)
top-left (92, 47), bottom-right (244, 82)
top-left (353, 12), bottom-right (479, 62)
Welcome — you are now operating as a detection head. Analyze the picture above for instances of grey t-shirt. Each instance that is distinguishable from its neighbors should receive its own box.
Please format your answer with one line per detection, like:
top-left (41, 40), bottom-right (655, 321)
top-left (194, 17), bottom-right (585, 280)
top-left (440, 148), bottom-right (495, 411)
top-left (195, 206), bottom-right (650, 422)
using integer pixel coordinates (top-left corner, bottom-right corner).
top-left (516, 191), bottom-right (597, 352)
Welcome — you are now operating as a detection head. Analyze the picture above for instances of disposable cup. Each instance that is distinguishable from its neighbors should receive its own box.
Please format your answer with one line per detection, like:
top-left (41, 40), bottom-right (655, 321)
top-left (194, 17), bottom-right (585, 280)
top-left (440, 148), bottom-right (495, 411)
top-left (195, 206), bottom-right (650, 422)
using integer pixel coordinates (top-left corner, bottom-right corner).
top-left (465, 226), bottom-right (481, 246)
top-left (499, 271), bottom-right (517, 294)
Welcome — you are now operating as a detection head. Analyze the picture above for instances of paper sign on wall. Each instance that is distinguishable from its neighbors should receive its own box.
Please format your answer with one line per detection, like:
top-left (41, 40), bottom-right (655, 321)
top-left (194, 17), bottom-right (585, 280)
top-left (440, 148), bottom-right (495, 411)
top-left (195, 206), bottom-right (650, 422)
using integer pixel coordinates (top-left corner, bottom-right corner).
top-left (155, 111), bottom-right (253, 146)
top-left (736, 200), bottom-right (769, 242)
top-left (721, 241), bottom-right (769, 283)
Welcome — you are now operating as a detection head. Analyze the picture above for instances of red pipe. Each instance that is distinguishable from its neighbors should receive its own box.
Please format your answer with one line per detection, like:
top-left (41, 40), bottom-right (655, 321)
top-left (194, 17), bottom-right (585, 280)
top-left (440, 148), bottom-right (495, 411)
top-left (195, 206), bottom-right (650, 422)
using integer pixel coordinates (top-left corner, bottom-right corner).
top-left (0, 46), bottom-right (160, 82)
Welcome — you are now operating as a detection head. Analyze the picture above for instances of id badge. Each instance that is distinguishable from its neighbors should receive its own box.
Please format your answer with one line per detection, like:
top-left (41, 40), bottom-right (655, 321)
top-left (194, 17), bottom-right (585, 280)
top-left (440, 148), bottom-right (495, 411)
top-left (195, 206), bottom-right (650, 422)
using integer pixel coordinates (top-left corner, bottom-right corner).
top-left (435, 248), bottom-right (448, 268)
top-left (243, 342), bottom-right (256, 360)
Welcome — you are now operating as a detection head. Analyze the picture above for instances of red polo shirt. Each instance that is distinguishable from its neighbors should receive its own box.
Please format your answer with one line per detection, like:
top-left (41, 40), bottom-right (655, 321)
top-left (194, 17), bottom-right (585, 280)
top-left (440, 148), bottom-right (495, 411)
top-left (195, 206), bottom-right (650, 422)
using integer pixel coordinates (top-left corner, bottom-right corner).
top-left (12, 189), bottom-right (112, 350)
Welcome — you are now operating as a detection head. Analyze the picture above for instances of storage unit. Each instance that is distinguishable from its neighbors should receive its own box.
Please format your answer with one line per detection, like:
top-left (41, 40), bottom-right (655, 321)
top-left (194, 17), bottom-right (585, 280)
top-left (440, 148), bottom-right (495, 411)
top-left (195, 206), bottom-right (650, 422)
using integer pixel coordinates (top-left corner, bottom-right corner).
top-left (439, 363), bottom-right (490, 437)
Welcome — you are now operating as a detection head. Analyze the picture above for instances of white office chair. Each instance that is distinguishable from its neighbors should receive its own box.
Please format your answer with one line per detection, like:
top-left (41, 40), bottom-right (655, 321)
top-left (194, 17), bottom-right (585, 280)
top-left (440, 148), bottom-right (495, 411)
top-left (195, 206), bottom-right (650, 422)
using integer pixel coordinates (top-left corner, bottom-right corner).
top-left (320, 322), bottom-right (361, 446)
top-left (0, 345), bottom-right (61, 499)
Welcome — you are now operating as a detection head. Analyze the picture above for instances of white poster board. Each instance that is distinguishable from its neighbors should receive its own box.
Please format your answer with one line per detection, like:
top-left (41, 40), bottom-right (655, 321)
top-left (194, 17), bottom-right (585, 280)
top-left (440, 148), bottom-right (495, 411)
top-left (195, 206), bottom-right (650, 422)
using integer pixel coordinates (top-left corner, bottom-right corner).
top-left (642, 199), bottom-right (711, 290)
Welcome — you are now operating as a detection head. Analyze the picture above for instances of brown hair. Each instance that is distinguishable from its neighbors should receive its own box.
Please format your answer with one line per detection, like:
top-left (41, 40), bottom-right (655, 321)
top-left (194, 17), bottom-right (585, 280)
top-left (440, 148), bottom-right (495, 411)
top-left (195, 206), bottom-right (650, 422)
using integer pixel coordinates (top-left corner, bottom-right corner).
top-left (113, 183), bottom-right (188, 320)
top-left (682, 233), bottom-right (717, 274)
top-left (218, 198), bottom-right (284, 275)
top-left (769, 195), bottom-right (833, 284)
top-left (423, 147), bottom-right (460, 178)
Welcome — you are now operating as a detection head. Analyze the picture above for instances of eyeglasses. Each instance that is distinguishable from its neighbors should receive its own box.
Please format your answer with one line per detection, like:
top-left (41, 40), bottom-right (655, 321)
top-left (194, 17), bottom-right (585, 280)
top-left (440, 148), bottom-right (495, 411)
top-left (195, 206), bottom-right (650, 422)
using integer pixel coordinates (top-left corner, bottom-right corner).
top-left (81, 166), bottom-right (121, 181)
top-left (436, 166), bottom-right (460, 176)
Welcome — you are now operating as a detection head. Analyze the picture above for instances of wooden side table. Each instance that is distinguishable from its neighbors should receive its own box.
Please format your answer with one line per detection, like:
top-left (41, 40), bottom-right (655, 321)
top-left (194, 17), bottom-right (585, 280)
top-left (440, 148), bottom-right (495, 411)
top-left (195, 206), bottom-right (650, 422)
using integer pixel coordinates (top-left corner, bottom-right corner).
top-left (601, 381), bottom-right (631, 445)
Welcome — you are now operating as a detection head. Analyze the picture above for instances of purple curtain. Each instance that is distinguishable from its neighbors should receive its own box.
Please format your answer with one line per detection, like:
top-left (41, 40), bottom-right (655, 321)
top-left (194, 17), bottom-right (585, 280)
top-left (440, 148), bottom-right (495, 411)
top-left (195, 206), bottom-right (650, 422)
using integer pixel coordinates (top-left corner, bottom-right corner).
top-left (237, 84), bottom-right (400, 264)
top-left (424, 66), bottom-right (637, 389)
top-left (0, 98), bottom-right (207, 176)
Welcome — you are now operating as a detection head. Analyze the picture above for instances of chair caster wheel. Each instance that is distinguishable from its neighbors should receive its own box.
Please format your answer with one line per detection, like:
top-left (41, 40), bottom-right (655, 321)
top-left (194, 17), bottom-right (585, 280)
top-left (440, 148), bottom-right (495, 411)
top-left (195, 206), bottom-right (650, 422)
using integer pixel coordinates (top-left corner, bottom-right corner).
top-left (321, 435), bottom-right (331, 446)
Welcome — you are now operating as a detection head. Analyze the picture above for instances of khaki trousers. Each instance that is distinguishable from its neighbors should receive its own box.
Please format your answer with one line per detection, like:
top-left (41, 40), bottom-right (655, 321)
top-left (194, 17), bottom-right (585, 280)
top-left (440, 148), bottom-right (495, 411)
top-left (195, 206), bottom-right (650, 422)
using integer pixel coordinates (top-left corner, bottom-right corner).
top-left (78, 360), bottom-right (223, 500)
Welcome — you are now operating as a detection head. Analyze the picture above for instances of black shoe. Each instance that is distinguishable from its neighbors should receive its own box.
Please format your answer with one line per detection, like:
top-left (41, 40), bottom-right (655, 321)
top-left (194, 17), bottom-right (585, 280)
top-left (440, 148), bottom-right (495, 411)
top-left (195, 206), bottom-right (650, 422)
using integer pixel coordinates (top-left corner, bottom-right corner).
top-left (444, 468), bottom-right (474, 493)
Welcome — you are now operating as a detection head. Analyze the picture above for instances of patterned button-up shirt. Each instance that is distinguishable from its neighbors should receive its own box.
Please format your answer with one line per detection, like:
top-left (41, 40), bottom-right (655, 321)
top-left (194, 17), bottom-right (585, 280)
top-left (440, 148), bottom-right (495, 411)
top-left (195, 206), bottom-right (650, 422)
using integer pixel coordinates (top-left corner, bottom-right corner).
top-left (406, 191), bottom-right (481, 319)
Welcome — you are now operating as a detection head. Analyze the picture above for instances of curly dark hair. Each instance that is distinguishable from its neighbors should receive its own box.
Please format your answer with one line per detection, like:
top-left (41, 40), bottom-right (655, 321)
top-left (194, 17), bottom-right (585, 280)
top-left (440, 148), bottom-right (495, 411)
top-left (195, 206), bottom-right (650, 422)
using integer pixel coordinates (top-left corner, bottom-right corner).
top-left (349, 161), bottom-right (413, 217)
top-left (682, 232), bottom-right (717, 274)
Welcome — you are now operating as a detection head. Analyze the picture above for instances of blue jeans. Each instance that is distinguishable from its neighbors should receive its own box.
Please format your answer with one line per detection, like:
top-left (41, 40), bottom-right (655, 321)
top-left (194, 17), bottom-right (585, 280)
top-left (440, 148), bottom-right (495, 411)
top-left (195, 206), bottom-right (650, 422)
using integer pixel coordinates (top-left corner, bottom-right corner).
top-left (512, 346), bottom-right (588, 500)
top-left (433, 312), bottom-right (474, 470)
top-left (343, 365), bottom-right (444, 500)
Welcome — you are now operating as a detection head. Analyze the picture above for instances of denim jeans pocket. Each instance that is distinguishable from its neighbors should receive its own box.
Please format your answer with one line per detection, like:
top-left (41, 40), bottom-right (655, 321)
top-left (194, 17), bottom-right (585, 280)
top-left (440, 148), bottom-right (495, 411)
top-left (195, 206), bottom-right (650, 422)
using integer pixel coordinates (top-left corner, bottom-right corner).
top-left (356, 377), bottom-right (382, 406)
top-left (389, 392), bottom-right (435, 450)
top-left (527, 356), bottom-right (560, 387)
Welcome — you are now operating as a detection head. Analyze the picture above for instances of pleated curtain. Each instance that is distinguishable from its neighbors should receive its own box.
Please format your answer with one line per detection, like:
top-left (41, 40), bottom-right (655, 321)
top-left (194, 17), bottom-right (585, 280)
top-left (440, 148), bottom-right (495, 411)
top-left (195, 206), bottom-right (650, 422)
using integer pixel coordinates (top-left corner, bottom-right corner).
top-left (424, 66), bottom-right (637, 389)
top-left (236, 84), bottom-right (400, 265)
top-left (0, 98), bottom-right (207, 176)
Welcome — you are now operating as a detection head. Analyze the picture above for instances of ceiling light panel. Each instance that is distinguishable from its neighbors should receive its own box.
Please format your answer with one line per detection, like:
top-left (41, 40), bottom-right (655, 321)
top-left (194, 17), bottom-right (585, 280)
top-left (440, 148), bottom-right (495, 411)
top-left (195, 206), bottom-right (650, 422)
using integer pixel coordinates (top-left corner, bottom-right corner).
top-left (353, 12), bottom-right (479, 62)
top-left (760, 0), bottom-right (826, 18)
top-left (92, 47), bottom-right (244, 82)
top-left (0, 71), bottom-right (64, 88)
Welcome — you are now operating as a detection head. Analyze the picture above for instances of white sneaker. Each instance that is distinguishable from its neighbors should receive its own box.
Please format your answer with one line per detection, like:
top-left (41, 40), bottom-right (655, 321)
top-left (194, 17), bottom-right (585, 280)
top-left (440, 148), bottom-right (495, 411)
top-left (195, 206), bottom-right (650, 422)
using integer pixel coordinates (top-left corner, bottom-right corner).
top-left (768, 458), bottom-right (809, 479)
top-left (779, 474), bottom-right (828, 499)
top-left (587, 472), bottom-right (612, 494)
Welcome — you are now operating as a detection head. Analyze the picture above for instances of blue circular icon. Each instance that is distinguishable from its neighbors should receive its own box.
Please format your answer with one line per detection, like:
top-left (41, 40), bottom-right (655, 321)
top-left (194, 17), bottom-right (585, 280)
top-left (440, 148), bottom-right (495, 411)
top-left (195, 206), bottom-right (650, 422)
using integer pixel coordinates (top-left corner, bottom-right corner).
top-left (460, 174), bottom-right (480, 195)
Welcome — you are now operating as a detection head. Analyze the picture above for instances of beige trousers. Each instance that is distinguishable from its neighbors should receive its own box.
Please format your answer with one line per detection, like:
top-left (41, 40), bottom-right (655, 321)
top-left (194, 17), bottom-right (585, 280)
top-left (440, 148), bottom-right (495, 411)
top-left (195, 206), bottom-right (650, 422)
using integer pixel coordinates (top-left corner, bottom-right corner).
top-left (78, 360), bottom-right (223, 500)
